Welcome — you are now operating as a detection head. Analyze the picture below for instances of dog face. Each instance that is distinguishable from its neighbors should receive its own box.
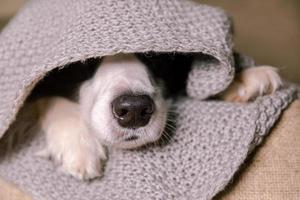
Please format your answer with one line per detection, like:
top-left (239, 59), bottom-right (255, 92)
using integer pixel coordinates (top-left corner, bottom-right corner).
top-left (79, 54), bottom-right (168, 149)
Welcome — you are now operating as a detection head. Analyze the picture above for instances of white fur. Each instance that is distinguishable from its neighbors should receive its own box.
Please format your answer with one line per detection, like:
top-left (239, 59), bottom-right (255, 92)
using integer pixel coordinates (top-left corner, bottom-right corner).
top-left (36, 97), bottom-right (107, 180)
top-left (37, 54), bottom-right (167, 180)
top-left (79, 54), bottom-right (167, 148)
top-left (221, 66), bottom-right (283, 102)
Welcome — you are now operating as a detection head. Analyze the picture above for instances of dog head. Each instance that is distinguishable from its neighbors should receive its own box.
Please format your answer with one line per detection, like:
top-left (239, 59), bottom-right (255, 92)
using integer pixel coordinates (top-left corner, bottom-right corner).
top-left (79, 54), bottom-right (168, 149)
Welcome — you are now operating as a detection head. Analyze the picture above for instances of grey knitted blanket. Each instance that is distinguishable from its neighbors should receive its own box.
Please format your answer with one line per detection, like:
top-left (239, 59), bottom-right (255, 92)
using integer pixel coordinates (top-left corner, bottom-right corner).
top-left (0, 0), bottom-right (298, 200)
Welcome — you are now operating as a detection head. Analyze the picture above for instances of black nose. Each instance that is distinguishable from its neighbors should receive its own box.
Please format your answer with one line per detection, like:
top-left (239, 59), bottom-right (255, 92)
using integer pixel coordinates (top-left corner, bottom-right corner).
top-left (112, 94), bottom-right (155, 128)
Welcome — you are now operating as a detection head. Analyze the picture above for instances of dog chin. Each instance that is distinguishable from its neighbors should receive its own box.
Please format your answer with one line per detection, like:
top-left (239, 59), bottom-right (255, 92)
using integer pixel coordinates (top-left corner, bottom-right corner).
top-left (112, 127), bottom-right (165, 149)
top-left (111, 137), bottom-right (156, 149)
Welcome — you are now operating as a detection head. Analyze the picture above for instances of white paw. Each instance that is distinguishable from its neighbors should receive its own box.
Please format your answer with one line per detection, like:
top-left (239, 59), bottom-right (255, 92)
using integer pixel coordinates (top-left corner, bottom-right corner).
top-left (36, 97), bottom-right (107, 180)
top-left (57, 144), bottom-right (106, 180)
top-left (37, 138), bottom-right (107, 180)
top-left (221, 66), bottom-right (283, 102)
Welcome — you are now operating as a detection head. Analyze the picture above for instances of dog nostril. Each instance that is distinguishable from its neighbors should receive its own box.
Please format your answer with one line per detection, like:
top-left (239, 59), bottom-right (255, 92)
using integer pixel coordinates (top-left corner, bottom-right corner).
top-left (141, 106), bottom-right (154, 117)
top-left (115, 108), bottom-right (129, 118)
top-left (112, 94), bottom-right (155, 128)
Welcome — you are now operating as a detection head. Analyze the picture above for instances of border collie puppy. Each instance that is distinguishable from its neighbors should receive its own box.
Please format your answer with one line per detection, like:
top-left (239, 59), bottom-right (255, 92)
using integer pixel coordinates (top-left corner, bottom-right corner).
top-left (34, 53), bottom-right (282, 180)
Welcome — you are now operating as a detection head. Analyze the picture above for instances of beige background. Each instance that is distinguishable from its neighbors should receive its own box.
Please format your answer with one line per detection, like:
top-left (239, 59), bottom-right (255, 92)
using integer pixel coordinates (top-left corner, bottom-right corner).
top-left (0, 0), bottom-right (300, 83)
top-left (199, 0), bottom-right (300, 84)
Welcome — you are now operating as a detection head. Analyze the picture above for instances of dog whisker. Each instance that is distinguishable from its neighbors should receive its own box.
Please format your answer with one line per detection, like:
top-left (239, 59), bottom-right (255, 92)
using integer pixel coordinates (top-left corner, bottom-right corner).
top-left (165, 123), bottom-right (176, 130)
top-left (161, 131), bottom-right (173, 146)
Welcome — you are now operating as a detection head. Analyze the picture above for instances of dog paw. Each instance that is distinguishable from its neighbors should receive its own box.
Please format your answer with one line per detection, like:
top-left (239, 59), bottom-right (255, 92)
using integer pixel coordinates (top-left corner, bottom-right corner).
top-left (37, 142), bottom-right (106, 180)
top-left (36, 116), bottom-right (107, 180)
top-left (57, 145), bottom-right (106, 180)
top-left (221, 66), bottom-right (283, 102)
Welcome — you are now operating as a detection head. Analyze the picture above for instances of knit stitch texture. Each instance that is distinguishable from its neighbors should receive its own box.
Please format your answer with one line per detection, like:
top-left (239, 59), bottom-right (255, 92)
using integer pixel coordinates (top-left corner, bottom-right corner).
top-left (0, 0), bottom-right (298, 200)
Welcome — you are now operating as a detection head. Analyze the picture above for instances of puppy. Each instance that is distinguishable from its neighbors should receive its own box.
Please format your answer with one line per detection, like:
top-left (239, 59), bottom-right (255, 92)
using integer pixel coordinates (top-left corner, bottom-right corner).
top-left (35, 54), bottom-right (282, 180)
